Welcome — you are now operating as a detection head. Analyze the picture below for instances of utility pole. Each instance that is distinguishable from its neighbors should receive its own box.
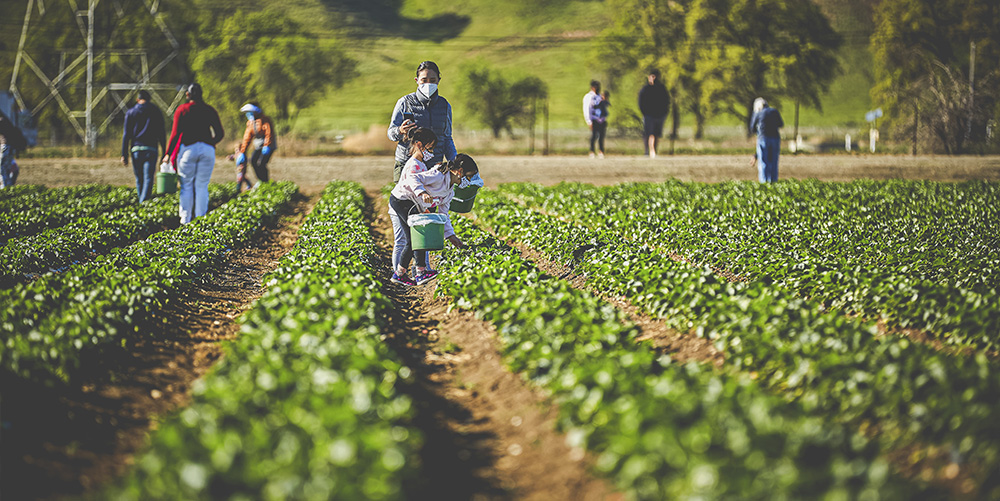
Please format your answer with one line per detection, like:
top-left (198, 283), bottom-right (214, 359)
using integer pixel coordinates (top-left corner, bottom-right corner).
top-left (10, 0), bottom-right (186, 149)
top-left (965, 40), bottom-right (976, 145)
top-left (86, 0), bottom-right (96, 147)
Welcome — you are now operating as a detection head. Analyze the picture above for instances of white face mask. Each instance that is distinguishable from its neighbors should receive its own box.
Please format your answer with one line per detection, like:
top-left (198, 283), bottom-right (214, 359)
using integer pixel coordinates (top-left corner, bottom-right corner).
top-left (418, 83), bottom-right (438, 97)
top-left (422, 150), bottom-right (435, 161)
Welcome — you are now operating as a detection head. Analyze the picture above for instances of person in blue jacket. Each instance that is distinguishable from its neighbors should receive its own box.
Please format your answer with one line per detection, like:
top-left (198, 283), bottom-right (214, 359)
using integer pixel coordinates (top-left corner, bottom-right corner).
top-left (749, 97), bottom-right (784, 183)
top-left (387, 61), bottom-right (457, 183)
top-left (120, 90), bottom-right (166, 202)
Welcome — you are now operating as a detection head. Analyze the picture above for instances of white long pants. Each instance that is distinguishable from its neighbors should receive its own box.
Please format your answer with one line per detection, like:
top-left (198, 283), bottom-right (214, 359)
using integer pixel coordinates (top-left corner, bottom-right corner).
top-left (177, 142), bottom-right (216, 224)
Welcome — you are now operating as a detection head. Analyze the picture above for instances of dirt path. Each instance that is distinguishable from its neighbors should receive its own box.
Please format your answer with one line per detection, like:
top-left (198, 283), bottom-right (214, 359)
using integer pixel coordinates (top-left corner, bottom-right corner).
top-left (17, 154), bottom-right (1000, 193)
top-left (366, 191), bottom-right (620, 500)
top-left (0, 192), bottom-right (316, 501)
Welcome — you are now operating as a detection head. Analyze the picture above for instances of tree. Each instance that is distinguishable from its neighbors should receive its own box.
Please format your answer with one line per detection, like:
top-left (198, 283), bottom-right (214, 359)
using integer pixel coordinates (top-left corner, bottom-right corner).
top-left (871, 0), bottom-right (999, 153)
top-left (189, 9), bottom-right (355, 132)
top-left (593, 0), bottom-right (841, 138)
top-left (459, 63), bottom-right (548, 139)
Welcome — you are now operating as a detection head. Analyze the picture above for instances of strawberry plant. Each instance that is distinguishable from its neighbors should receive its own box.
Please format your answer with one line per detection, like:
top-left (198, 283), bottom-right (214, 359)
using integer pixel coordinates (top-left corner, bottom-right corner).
top-left (113, 182), bottom-right (421, 500)
top-left (0, 184), bottom-right (239, 287)
top-left (0, 182), bottom-right (297, 385)
top-left (476, 188), bottom-right (1000, 497)
top-left (430, 215), bottom-right (917, 499)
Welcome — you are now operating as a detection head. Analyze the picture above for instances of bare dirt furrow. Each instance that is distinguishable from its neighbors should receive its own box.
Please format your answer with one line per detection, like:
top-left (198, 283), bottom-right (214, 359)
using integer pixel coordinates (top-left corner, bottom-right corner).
top-left (1, 191), bottom-right (316, 501)
top-left (366, 191), bottom-right (620, 501)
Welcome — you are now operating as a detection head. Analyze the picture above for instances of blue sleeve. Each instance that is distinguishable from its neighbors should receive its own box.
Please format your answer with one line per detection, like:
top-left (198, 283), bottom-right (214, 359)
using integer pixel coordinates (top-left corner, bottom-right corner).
top-left (442, 101), bottom-right (456, 162)
top-left (121, 111), bottom-right (131, 157)
top-left (387, 97), bottom-right (406, 142)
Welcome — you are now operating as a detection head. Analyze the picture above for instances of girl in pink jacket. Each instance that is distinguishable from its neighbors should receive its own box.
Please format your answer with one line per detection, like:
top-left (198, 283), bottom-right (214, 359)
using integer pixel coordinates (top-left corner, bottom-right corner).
top-left (388, 153), bottom-right (479, 286)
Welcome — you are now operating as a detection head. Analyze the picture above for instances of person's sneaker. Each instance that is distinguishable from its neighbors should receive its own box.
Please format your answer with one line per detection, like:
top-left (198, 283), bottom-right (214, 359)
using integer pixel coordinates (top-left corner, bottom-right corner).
top-left (414, 269), bottom-right (439, 285)
top-left (598, 152), bottom-right (605, 159)
top-left (391, 272), bottom-right (416, 286)
top-left (589, 152), bottom-right (596, 159)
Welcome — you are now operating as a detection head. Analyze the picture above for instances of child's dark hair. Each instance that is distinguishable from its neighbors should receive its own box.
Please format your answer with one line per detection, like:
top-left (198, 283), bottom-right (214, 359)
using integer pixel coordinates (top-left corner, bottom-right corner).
top-left (438, 153), bottom-right (478, 175)
top-left (404, 127), bottom-right (437, 157)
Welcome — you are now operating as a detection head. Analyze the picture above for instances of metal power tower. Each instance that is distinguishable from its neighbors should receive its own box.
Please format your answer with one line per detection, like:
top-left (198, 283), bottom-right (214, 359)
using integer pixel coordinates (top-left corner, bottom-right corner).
top-left (9, 0), bottom-right (187, 148)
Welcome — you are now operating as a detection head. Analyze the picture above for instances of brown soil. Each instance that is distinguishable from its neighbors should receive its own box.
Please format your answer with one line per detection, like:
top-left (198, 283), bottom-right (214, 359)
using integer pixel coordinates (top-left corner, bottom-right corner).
top-left (366, 191), bottom-right (621, 500)
top-left (0, 192), bottom-right (315, 501)
top-left (17, 154), bottom-right (1000, 193)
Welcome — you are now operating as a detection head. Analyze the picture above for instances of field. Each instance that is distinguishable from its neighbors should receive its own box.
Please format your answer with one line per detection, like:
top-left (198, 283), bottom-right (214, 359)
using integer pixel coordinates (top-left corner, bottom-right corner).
top-left (1, 154), bottom-right (1000, 500)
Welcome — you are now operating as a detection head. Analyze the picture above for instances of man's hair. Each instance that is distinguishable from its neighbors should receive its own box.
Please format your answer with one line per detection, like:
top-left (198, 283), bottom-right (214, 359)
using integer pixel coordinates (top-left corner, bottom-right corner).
top-left (137, 90), bottom-right (152, 101)
top-left (186, 83), bottom-right (203, 102)
top-left (649, 69), bottom-right (661, 77)
top-left (590, 80), bottom-right (601, 90)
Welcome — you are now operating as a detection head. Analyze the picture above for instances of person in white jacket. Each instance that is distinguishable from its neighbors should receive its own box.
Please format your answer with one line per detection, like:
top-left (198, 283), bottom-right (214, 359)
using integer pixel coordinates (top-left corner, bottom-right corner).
top-left (582, 80), bottom-right (603, 158)
top-left (388, 153), bottom-right (479, 286)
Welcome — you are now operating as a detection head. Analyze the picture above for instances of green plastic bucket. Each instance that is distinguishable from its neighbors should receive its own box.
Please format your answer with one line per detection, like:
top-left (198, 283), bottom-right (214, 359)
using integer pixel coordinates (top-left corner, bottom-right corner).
top-left (450, 185), bottom-right (480, 213)
top-left (409, 213), bottom-right (448, 251)
top-left (155, 171), bottom-right (178, 194)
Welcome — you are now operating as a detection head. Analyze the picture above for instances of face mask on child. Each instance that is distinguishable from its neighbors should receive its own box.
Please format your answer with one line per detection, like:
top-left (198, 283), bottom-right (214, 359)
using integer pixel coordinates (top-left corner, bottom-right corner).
top-left (422, 150), bottom-right (435, 162)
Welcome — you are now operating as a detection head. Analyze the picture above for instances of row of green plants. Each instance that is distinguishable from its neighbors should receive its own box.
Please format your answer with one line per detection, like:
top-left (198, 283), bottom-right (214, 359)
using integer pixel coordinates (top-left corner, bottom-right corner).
top-left (474, 188), bottom-right (1000, 497)
top-left (434, 215), bottom-right (918, 499)
top-left (0, 184), bottom-right (46, 202)
top-left (499, 180), bottom-right (1000, 352)
top-left (0, 184), bottom-right (104, 211)
top-left (0, 184), bottom-right (137, 241)
top-left (0, 182), bottom-right (297, 385)
top-left (113, 182), bottom-right (421, 500)
top-left (0, 184), bottom-right (239, 288)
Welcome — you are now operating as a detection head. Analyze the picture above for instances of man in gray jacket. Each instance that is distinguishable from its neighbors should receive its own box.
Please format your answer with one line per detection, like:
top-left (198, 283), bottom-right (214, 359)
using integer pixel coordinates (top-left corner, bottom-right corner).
top-left (387, 61), bottom-right (457, 183)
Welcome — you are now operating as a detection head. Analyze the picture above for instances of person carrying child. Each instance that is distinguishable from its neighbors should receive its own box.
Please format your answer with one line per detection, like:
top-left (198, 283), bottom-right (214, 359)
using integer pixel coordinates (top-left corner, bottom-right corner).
top-left (388, 151), bottom-right (479, 286)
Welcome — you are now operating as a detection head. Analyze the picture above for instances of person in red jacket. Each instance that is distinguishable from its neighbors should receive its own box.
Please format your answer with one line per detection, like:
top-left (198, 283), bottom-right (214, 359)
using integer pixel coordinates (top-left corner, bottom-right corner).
top-left (162, 83), bottom-right (224, 224)
top-left (234, 102), bottom-right (276, 191)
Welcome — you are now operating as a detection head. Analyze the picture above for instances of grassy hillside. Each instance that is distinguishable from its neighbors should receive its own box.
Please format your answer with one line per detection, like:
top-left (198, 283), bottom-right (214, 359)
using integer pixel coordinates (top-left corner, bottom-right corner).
top-left (286, 0), bottom-right (877, 140)
top-left (2, 0), bottom-right (877, 146)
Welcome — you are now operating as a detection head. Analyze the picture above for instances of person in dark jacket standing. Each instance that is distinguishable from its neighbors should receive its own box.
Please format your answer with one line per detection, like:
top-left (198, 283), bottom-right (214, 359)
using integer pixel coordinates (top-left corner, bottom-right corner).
top-left (0, 111), bottom-right (28, 189)
top-left (121, 90), bottom-right (166, 203)
top-left (749, 97), bottom-right (784, 183)
top-left (638, 69), bottom-right (670, 158)
top-left (387, 61), bottom-right (457, 183)
top-left (162, 83), bottom-right (224, 224)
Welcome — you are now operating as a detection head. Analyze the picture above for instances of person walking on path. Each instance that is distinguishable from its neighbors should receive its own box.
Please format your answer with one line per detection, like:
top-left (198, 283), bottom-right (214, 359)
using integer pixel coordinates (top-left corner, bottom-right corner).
top-left (749, 97), bottom-right (784, 183)
top-left (121, 90), bottom-right (166, 203)
top-left (387, 60), bottom-right (457, 183)
top-left (162, 83), bottom-right (224, 224)
top-left (0, 111), bottom-right (28, 189)
top-left (638, 69), bottom-right (670, 158)
top-left (582, 80), bottom-right (603, 158)
top-left (234, 102), bottom-right (276, 191)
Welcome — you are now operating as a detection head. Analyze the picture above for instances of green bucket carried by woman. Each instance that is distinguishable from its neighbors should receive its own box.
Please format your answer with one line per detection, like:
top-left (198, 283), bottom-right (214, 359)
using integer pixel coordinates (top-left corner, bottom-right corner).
top-left (155, 171), bottom-right (178, 194)
top-left (450, 184), bottom-right (480, 213)
top-left (409, 212), bottom-right (449, 251)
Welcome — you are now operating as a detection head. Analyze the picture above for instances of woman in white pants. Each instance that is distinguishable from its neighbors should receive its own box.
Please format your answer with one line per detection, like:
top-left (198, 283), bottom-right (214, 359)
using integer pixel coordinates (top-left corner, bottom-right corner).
top-left (163, 83), bottom-right (225, 223)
